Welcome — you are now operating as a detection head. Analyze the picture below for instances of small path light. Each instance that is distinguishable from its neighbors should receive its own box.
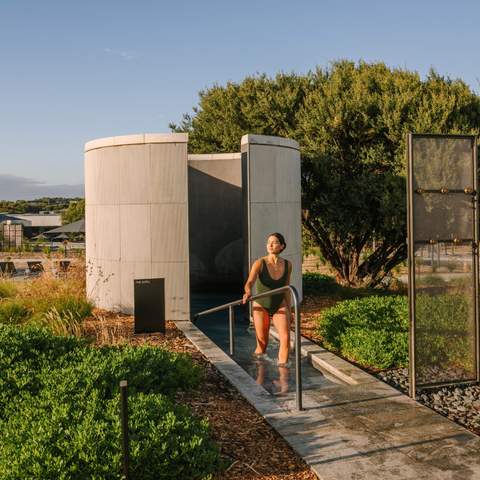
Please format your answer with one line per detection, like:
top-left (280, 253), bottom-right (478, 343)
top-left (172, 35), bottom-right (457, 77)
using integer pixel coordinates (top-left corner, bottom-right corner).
top-left (120, 380), bottom-right (130, 480)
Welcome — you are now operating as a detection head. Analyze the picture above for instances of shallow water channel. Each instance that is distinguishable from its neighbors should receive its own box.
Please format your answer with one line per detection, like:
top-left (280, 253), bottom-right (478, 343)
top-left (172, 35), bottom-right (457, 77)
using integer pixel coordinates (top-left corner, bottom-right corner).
top-left (191, 292), bottom-right (341, 396)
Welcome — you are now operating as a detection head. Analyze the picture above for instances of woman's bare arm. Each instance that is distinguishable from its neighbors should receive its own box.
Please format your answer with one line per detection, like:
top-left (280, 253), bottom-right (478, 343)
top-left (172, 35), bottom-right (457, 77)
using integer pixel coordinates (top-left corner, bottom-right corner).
top-left (242, 259), bottom-right (262, 303)
top-left (285, 260), bottom-right (293, 310)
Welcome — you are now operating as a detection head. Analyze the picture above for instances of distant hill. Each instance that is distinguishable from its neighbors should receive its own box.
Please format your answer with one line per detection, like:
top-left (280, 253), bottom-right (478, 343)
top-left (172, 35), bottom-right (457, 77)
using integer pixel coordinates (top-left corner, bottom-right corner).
top-left (0, 174), bottom-right (84, 201)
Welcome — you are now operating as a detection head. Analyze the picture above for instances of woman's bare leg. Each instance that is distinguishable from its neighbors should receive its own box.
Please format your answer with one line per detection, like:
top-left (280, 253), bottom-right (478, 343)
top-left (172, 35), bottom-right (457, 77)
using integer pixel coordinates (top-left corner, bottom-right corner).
top-left (272, 302), bottom-right (290, 364)
top-left (252, 302), bottom-right (270, 354)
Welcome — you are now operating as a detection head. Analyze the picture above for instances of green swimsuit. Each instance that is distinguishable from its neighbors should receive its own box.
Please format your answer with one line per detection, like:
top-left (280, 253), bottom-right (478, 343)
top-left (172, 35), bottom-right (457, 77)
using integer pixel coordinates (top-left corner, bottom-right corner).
top-left (255, 258), bottom-right (290, 316)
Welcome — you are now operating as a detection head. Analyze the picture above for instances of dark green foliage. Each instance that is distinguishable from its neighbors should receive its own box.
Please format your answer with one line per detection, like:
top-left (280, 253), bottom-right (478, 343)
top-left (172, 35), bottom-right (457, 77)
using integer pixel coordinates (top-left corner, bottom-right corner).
top-left (416, 293), bottom-right (473, 370)
top-left (128, 394), bottom-right (220, 480)
top-left (318, 293), bottom-right (474, 370)
top-left (0, 197), bottom-right (81, 213)
top-left (318, 295), bottom-right (409, 369)
top-left (302, 272), bottom-right (339, 295)
top-left (0, 326), bottom-right (219, 479)
top-left (41, 345), bottom-right (202, 400)
top-left (0, 326), bottom-right (85, 408)
top-left (0, 390), bottom-right (219, 480)
top-left (62, 199), bottom-right (85, 225)
top-left (172, 61), bottom-right (480, 286)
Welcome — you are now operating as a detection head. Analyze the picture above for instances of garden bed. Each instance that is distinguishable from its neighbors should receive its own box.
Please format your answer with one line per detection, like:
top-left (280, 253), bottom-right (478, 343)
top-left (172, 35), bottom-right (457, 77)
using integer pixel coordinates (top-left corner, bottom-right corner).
top-left (84, 312), bottom-right (317, 480)
top-left (301, 279), bottom-right (480, 440)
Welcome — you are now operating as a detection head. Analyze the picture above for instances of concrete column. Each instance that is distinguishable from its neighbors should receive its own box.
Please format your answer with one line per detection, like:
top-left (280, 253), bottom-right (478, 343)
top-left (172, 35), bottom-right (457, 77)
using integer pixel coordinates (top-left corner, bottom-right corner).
top-left (241, 134), bottom-right (303, 300)
top-left (84, 133), bottom-right (190, 320)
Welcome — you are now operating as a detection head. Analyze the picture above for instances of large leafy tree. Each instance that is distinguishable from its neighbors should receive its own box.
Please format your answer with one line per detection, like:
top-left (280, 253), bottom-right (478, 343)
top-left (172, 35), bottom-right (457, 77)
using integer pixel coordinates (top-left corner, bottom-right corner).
top-left (62, 199), bottom-right (85, 225)
top-left (171, 61), bottom-right (480, 287)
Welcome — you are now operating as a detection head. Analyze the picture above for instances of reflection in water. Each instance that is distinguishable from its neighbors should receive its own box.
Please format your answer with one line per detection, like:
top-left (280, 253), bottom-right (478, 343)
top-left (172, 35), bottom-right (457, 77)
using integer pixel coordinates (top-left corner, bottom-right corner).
top-left (253, 359), bottom-right (289, 396)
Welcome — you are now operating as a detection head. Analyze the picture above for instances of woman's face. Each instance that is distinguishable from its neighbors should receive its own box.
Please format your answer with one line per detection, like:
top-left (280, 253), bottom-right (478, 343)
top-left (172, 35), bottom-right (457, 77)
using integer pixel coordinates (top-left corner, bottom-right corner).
top-left (266, 235), bottom-right (284, 254)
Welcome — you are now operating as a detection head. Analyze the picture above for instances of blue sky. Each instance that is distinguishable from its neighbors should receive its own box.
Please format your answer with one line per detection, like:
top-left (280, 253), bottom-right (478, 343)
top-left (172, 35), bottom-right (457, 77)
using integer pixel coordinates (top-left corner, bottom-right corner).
top-left (1, 0), bottom-right (479, 200)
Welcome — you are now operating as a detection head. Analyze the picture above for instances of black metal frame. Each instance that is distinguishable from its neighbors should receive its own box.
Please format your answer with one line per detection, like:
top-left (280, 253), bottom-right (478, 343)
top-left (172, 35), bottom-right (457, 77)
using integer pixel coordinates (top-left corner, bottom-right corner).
top-left (407, 133), bottom-right (479, 398)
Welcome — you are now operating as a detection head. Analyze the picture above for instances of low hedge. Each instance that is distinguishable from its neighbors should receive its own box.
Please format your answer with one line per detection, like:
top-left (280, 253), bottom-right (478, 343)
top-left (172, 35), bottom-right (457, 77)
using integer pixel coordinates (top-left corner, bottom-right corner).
top-left (318, 295), bottom-right (408, 369)
top-left (0, 325), bottom-right (221, 479)
top-left (0, 391), bottom-right (219, 479)
top-left (318, 293), bottom-right (474, 370)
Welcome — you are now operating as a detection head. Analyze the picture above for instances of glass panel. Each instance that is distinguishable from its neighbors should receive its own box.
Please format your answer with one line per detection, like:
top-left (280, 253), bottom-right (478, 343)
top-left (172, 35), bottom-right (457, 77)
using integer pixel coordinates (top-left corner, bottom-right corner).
top-left (414, 243), bottom-right (476, 385)
top-left (413, 193), bottom-right (474, 242)
top-left (413, 137), bottom-right (473, 190)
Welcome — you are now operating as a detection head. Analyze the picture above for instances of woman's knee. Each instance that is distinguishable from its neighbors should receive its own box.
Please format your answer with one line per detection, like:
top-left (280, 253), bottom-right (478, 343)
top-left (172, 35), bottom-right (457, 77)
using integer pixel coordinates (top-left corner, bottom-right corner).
top-left (278, 331), bottom-right (290, 344)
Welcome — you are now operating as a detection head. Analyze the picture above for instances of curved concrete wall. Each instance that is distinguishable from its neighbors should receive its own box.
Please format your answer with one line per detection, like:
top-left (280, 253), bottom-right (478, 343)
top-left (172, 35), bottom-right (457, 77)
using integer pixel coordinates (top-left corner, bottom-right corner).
top-left (241, 134), bottom-right (303, 300)
top-left (84, 133), bottom-right (190, 319)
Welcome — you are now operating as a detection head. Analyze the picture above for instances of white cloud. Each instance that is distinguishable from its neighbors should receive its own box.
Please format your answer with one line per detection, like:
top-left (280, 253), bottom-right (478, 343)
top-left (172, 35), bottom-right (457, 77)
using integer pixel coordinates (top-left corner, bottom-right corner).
top-left (103, 47), bottom-right (136, 61)
top-left (0, 175), bottom-right (84, 201)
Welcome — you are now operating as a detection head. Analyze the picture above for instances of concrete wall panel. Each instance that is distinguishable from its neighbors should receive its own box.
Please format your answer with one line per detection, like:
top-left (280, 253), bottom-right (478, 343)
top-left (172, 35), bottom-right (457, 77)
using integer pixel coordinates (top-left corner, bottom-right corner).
top-left (275, 147), bottom-right (301, 203)
top-left (84, 150), bottom-right (99, 204)
top-left (94, 147), bottom-right (121, 205)
top-left (85, 205), bottom-right (96, 260)
top-left (95, 205), bottom-right (120, 261)
top-left (87, 259), bottom-right (121, 311)
top-left (120, 204), bottom-right (151, 262)
top-left (118, 145), bottom-right (150, 205)
top-left (248, 146), bottom-right (276, 203)
top-left (151, 262), bottom-right (189, 319)
top-left (151, 204), bottom-right (188, 262)
top-left (150, 144), bottom-right (188, 204)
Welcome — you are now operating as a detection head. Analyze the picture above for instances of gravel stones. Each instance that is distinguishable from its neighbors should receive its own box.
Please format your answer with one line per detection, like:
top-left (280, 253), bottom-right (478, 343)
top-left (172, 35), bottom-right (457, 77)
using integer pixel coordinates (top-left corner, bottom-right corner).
top-left (376, 368), bottom-right (480, 434)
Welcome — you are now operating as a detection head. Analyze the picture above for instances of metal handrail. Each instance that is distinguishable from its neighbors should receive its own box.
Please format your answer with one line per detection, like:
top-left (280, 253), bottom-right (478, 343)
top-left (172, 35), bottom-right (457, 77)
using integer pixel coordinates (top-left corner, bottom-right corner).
top-left (193, 285), bottom-right (303, 411)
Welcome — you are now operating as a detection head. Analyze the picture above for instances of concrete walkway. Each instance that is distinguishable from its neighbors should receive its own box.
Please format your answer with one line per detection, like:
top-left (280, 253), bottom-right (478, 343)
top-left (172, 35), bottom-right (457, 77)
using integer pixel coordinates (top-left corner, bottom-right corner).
top-left (176, 320), bottom-right (480, 480)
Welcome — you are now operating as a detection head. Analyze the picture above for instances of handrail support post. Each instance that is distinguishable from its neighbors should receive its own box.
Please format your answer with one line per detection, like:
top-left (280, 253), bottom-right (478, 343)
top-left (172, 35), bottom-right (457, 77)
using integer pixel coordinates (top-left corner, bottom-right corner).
top-left (229, 305), bottom-right (235, 356)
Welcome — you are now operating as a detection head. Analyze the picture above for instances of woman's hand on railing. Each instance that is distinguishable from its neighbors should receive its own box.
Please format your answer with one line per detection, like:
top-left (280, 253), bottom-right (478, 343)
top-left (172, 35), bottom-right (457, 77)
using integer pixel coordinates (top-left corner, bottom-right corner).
top-left (242, 292), bottom-right (251, 304)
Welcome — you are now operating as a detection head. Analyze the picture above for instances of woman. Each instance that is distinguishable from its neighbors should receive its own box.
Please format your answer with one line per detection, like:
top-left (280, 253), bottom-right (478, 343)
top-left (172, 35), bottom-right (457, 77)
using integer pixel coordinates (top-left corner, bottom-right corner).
top-left (242, 233), bottom-right (292, 366)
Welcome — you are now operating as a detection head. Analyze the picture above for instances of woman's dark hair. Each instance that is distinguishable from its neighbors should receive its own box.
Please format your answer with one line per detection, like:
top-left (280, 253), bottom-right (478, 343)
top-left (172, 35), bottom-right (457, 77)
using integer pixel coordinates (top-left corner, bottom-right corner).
top-left (268, 232), bottom-right (286, 252)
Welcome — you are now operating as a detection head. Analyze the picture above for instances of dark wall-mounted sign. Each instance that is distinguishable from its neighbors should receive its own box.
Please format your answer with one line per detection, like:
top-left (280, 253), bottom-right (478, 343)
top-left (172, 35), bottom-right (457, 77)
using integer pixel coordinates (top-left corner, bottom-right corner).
top-left (134, 278), bottom-right (165, 334)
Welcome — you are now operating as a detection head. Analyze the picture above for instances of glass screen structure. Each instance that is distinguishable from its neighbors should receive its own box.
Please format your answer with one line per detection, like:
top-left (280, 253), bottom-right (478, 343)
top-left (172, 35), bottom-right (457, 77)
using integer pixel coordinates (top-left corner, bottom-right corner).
top-left (407, 134), bottom-right (479, 397)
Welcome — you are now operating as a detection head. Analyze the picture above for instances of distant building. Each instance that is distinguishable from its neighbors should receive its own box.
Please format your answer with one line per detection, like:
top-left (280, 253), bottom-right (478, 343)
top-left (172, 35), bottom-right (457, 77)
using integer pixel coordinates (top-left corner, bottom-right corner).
top-left (0, 212), bottom-right (62, 239)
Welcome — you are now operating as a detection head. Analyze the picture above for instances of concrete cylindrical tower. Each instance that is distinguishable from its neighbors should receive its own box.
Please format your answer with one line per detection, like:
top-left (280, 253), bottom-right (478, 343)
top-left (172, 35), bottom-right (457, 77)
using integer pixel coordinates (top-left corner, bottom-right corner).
top-left (241, 134), bottom-right (303, 300)
top-left (84, 133), bottom-right (190, 320)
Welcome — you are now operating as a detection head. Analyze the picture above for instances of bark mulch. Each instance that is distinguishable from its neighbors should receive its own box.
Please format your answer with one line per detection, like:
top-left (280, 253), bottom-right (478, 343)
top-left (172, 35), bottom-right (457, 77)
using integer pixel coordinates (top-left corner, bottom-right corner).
top-left (83, 311), bottom-right (317, 480)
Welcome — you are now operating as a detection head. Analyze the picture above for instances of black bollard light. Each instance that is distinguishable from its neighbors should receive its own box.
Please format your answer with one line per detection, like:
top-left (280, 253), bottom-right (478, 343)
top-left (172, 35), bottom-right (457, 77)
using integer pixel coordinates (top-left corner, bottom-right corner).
top-left (120, 380), bottom-right (130, 480)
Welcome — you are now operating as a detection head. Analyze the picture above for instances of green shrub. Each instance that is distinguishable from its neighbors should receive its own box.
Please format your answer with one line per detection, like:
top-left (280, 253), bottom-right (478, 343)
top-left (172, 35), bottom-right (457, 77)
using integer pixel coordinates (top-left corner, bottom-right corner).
top-left (416, 293), bottom-right (473, 370)
top-left (302, 272), bottom-right (339, 295)
top-left (0, 326), bottom-right (201, 413)
top-left (0, 325), bottom-right (219, 479)
top-left (0, 326), bottom-right (85, 410)
top-left (318, 295), bottom-right (408, 369)
top-left (41, 345), bottom-right (202, 400)
top-left (0, 281), bottom-right (16, 299)
top-left (0, 390), bottom-right (220, 479)
top-left (0, 299), bottom-right (32, 325)
top-left (318, 293), bottom-right (475, 370)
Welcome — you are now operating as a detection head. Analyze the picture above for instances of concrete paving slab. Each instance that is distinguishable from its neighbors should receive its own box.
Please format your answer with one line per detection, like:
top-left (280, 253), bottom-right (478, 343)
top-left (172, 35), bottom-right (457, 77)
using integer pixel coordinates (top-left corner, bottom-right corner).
top-left (175, 320), bottom-right (480, 480)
